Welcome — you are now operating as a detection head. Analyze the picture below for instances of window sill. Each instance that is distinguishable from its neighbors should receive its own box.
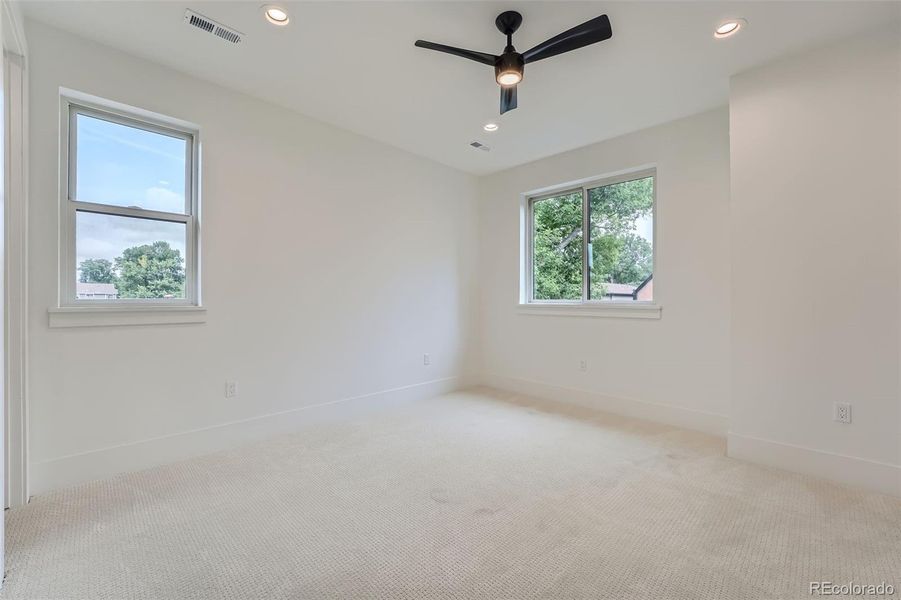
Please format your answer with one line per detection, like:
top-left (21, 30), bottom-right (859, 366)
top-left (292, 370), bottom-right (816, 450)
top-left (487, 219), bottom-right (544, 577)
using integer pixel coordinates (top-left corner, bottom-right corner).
top-left (48, 305), bottom-right (207, 328)
top-left (516, 302), bottom-right (662, 319)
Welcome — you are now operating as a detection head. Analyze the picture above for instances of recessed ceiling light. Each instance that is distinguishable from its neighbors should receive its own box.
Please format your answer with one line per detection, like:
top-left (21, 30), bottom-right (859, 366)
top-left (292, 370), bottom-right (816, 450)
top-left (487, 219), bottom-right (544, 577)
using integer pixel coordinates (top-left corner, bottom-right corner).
top-left (714, 18), bottom-right (746, 38)
top-left (263, 5), bottom-right (290, 26)
top-left (483, 123), bottom-right (499, 132)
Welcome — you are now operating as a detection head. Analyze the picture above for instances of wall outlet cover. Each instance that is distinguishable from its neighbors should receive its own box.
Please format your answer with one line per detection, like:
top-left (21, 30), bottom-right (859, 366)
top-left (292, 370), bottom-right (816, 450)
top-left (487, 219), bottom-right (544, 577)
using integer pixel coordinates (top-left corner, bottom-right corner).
top-left (834, 402), bottom-right (851, 424)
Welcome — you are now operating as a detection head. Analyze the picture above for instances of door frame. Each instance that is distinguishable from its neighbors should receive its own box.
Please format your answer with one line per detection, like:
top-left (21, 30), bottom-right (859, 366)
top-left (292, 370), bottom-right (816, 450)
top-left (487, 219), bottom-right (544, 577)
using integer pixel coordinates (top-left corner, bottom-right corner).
top-left (3, 0), bottom-right (27, 509)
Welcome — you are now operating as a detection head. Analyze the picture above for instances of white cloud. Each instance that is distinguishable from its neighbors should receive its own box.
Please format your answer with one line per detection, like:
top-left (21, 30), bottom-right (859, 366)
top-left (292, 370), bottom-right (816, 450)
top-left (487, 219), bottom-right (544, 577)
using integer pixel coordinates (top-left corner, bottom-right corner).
top-left (76, 212), bottom-right (186, 267)
top-left (145, 186), bottom-right (185, 213)
top-left (78, 125), bottom-right (184, 162)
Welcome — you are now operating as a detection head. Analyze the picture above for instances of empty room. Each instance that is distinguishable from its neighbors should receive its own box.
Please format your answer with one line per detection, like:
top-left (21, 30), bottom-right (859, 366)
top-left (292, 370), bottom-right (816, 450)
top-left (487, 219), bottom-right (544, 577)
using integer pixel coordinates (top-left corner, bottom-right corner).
top-left (0, 0), bottom-right (899, 598)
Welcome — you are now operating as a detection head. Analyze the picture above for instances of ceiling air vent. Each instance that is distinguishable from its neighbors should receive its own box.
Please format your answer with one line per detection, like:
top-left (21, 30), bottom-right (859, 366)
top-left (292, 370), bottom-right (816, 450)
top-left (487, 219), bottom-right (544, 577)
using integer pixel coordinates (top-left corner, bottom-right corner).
top-left (184, 10), bottom-right (244, 44)
top-left (470, 141), bottom-right (491, 152)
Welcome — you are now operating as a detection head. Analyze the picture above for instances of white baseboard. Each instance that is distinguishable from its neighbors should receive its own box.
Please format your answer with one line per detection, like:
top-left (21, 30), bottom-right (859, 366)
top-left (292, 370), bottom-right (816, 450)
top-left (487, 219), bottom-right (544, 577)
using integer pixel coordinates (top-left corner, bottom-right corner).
top-left (728, 432), bottom-right (901, 497)
top-left (30, 376), bottom-right (464, 497)
top-left (481, 373), bottom-right (730, 436)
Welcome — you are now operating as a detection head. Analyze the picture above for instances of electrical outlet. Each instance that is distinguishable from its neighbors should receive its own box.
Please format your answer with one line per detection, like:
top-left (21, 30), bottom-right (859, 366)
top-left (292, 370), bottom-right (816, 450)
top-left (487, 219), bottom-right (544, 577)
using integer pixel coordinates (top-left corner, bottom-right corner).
top-left (834, 402), bottom-right (851, 424)
top-left (579, 360), bottom-right (588, 372)
top-left (423, 354), bottom-right (431, 366)
top-left (225, 381), bottom-right (238, 399)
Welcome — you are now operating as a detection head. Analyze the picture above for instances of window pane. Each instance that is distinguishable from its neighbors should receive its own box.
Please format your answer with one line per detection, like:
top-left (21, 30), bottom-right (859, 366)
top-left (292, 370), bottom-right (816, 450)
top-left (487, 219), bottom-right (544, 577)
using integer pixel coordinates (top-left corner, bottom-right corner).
top-left (532, 191), bottom-right (583, 301)
top-left (76, 211), bottom-right (187, 299)
top-left (74, 113), bottom-right (188, 214)
top-left (588, 176), bottom-right (654, 302)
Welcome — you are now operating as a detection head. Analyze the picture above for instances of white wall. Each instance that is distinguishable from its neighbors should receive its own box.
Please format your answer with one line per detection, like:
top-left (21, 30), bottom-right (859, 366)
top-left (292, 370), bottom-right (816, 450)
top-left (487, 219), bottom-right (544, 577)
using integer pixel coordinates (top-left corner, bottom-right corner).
top-left (477, 108), bottom-right (732, 434)
top-left (22, 18), bottom-right (901, 499)
top-left (26, 20), bottom-right (479, 494)
top-left (728, 26), bottom-right (901, 495)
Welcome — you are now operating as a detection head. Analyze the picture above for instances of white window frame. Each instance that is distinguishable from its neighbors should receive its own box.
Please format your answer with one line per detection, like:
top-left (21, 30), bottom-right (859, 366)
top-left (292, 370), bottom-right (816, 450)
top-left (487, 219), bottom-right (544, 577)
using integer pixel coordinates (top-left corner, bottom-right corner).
top-left (519, 166), bottom-right (660, 319)
top-left (57, 91), bottom-right (201, 312)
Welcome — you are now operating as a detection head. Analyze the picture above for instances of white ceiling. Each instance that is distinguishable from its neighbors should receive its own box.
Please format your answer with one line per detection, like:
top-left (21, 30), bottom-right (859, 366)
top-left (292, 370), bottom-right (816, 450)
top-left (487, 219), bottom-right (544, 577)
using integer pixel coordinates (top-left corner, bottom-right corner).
top-left (18, 1), bottom-right (900, 175)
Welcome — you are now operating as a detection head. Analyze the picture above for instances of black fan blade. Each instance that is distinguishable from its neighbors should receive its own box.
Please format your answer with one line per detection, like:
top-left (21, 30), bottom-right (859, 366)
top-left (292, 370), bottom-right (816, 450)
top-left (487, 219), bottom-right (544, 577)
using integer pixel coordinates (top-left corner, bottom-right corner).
top-left (522, 15), bottom-right (612, 64)
top-left (414, 40), bottom-right (497, 66)
top-left (500, 85), bottom-right (518, 114)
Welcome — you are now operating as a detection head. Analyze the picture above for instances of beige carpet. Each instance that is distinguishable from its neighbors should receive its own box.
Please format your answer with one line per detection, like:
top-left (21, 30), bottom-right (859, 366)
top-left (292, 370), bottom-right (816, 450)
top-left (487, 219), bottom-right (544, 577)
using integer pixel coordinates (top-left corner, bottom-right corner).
top-left (3, 388), bottom-right (900, 599)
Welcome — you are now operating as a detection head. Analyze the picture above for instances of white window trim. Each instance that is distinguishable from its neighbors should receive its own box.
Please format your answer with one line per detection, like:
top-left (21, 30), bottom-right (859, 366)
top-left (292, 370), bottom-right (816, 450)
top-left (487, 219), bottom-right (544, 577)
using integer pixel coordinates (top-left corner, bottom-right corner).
top-left (54, 89), bottom-right (204, 327)
top-left (48, 305), bottom-right (207, 328)
top-left (519, 165), bottom-right (661, 320)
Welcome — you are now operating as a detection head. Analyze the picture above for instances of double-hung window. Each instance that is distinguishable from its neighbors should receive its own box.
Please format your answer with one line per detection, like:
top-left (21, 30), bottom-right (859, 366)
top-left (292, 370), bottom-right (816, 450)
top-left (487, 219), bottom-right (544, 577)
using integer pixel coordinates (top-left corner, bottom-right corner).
top-left (60, 94), bottom-right (200, 308)
top-left (525, 169), bottom-right (655, 307)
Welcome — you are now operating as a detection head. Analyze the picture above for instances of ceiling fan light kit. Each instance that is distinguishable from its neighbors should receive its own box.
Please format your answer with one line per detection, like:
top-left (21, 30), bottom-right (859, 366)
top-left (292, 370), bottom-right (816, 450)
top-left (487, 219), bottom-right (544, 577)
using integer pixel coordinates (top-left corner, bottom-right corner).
top-left (415, 10), bottom-right (613, 114)
top-left (495, 53), bottom-right (524, 86)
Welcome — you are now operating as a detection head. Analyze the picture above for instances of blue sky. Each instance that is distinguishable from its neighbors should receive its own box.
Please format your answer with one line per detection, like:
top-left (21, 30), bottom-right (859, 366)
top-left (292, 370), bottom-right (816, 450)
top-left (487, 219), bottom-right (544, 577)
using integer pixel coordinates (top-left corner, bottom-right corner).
top-left (74, 114), bottom-right (188, 269)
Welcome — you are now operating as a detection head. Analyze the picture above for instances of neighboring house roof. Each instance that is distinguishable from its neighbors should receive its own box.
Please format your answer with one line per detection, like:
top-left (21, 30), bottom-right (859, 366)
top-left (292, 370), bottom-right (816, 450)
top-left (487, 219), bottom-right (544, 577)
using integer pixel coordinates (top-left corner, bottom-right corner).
top-left (598, 275), bottom-right (653, 299)
top-left (601, 283), bottom-right (638, 295)
top-left (633, 274), bottom-right (653, 294)
top-left (77, 282), bottom-right (118, 296)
